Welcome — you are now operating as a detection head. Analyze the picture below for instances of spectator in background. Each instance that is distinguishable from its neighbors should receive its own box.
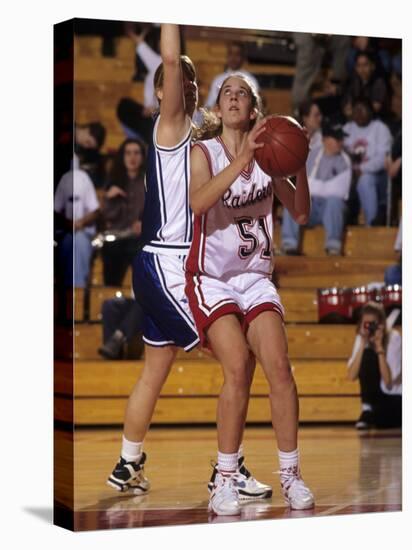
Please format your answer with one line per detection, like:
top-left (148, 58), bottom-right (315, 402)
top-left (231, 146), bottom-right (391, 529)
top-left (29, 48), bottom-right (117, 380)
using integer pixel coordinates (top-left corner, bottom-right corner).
top-left (117, 25), bottom-right (162, 144)
top-left (101, 138), bottom-right (146, 286)
top-left (74, 121), bottom-right (107, 188)
top-left (384, 219), bottom-right (402, 286)
top-left (204, 41), bottom-right (259, 109)
top-left (282, 120), bottom-right (351, 256)
top-left (54, 167), bottom-right (100, 288)
top-left (347, 301), bottom-right (401, 429)
top-left (346, 36), bottom-right (392, 78)
top-left (385, 128), bottom-right (402, 225)
top-left (298, 100), bottom-right (323, 150)
top-left (98, 295), bottom-right (144, 360)
top-left (291, 33), bottom-right (350, 113)
top-left (343, 97), bottom-right (392, 225)
top-left (343, 51), bottom-right (390, 120)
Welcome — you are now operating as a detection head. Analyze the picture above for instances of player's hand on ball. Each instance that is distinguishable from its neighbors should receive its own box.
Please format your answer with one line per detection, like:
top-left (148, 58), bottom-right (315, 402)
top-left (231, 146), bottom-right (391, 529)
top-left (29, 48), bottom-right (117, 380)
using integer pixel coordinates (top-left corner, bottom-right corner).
top-left (240, 117), bottom-right (267, 164)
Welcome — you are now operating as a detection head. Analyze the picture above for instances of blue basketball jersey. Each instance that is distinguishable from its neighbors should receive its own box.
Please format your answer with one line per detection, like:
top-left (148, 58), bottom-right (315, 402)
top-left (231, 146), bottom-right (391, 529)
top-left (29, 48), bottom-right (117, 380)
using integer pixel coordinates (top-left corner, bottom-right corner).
top-left (142, 115), bottom-right (193, 255)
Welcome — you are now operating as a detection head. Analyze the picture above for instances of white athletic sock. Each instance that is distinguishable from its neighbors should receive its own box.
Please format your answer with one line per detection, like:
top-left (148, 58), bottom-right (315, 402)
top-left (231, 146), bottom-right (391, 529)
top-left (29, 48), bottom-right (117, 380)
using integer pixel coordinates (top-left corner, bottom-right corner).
top-left (362, 403), bottom-right (373, 412)
top-left (237, 444), bottom-right (244, 460)
top-left (217, 451), bottom-right (238, 475)
top-left (121, 436), bottom-right (143, 462)
top-left (278, 448), bottom-right (300, 483)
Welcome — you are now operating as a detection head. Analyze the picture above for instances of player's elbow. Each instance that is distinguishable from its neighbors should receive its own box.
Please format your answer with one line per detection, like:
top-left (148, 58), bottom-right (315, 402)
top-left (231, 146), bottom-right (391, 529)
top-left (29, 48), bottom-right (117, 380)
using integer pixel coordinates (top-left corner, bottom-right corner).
top-left (190, 198), bottom-right (206, 217)
top-left (161, 53), bottom-right (180, 67)
top-left (295, 213), bottom-right (309, 225)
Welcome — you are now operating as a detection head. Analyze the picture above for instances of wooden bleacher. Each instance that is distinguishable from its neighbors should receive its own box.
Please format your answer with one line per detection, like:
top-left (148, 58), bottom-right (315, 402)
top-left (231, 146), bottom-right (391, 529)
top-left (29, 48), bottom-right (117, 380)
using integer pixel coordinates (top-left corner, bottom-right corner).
top-left (55, 358), bottom-right (359, 425)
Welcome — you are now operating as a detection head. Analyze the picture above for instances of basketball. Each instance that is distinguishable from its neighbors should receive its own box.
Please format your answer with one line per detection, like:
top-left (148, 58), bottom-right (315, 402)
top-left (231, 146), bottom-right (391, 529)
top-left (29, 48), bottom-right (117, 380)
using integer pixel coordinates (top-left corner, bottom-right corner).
top-left (254, 115), bottom-right (309, 178)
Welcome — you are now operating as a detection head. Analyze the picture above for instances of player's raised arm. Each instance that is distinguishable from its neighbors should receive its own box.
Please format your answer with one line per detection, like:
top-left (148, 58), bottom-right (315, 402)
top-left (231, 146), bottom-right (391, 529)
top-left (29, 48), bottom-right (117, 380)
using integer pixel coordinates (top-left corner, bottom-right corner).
top-left (156, 24), bottom-right (190, 146)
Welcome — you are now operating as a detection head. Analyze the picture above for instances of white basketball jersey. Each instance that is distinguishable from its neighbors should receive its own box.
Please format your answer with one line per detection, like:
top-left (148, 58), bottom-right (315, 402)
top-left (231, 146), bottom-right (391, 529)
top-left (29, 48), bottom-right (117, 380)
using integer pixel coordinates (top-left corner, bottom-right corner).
top-left (186, 136), bottom-right (274, 279)
top-left (142, 115), bottom-right (193, 255)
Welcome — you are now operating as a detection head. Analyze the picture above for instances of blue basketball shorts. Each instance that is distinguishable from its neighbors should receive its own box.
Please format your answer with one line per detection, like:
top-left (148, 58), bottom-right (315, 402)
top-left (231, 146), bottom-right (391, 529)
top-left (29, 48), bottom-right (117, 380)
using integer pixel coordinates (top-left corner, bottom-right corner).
top-left (132, 250), bottom-right (199, 351)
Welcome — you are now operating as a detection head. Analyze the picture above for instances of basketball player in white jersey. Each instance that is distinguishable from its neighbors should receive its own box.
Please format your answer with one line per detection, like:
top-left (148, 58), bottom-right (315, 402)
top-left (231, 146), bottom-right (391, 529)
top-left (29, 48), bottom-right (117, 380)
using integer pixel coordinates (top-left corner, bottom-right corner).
top-left (186, 74), bottom-right (315, 515)
top-left (107, 25), bottom-right (271, 502)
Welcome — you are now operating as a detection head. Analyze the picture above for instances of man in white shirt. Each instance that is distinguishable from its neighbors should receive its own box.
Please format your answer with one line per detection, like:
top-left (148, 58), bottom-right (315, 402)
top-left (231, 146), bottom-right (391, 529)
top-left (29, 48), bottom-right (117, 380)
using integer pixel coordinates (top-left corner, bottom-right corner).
top-left (204, 41), bottom-right (259, 108)
top-left (282, 120), bottom-right (352, 255)
top-left (343, 97), bottom-right (392, 225)
top-left (54, 168), bottom-right (100, 288)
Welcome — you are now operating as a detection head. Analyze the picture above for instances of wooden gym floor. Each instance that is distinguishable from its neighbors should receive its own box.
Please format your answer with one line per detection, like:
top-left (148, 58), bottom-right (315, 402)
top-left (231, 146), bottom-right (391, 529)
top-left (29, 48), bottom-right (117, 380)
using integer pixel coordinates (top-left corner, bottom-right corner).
top-left (56, 425), bottom-right (402, 531)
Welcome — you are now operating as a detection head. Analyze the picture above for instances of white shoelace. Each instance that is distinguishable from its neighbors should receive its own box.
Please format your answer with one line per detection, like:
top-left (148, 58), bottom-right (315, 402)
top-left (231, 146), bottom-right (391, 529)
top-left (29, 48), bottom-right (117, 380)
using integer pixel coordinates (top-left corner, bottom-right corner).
top-left (214, 474), bottom-right (238, 499)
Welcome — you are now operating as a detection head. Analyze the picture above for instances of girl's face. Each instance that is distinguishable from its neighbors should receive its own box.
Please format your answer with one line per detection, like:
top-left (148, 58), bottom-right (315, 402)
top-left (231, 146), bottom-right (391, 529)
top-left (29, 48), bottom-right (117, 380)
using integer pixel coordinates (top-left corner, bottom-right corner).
top-left (304, 104), bottom-right (322, 133)
top-left (216, 76), bottom-right (256, 128)
top-left (124, 143), bottom-right (143, 173)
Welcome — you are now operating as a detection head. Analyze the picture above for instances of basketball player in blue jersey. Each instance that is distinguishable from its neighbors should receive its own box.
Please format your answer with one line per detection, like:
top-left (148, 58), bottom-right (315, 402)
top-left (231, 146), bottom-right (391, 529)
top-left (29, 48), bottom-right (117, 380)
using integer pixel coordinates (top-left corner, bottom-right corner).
top-left (107, 24), bottom-right (271, 503)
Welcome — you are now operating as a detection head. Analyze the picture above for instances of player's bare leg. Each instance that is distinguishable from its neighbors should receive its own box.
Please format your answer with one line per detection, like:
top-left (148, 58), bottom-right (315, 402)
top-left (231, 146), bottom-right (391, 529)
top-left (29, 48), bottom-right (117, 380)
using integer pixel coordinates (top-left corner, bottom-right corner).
top-left (107, 345), bottom-right (177, 494)
top-left (206, 314), bottom-right (251, 514)
top-left (207, 315), bottom-right (251, 454)
top-left (205, 344), bottom-right (272, 501)
top-left (123, 344), bottom-right (177, 441)
top-left (247, 311), bottom-right (314, 509)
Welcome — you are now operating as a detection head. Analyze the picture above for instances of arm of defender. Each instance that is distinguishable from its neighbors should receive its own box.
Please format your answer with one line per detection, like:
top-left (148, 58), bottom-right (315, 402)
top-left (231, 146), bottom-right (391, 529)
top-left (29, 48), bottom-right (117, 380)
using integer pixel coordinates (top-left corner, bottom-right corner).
top-left (157, 24), bottom-right (190, 147)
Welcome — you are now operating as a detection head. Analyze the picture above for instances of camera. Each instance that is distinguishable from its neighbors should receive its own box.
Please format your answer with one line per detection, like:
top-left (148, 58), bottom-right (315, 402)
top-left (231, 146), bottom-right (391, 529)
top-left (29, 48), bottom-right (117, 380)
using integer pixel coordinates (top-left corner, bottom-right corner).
top-left (351, 152), bottom-right (363, 164)
top-left (364, 320), bottom-right (378, 337)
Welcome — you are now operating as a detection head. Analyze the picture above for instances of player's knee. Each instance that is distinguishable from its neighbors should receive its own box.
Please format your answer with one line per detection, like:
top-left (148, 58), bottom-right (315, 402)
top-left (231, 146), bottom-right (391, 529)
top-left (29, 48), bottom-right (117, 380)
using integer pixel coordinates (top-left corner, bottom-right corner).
top-left (266, 356), bottom-right (294, 390)
top-left (223, 351), bottom-right (251, 390)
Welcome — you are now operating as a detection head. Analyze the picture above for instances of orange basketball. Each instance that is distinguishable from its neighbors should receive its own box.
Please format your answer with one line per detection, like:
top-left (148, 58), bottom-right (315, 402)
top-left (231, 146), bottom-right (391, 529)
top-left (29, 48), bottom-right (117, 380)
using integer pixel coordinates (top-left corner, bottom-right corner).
top-left (254, 115), bottom-right (309, 178)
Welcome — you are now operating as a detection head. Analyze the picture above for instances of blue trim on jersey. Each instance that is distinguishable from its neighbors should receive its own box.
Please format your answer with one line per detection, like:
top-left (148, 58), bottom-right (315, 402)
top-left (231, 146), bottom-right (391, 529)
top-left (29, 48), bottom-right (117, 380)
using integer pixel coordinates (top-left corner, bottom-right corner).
top-left (155, 129), bottom-right (192, 152)
top-left (141, 145), bottom-right (162, 245)
top-left (156, 151), bottom-right (168, 241)
top-left (184, 147), bottom-right (189, 242)
top-left (148, 241), bottom-right (191, 250)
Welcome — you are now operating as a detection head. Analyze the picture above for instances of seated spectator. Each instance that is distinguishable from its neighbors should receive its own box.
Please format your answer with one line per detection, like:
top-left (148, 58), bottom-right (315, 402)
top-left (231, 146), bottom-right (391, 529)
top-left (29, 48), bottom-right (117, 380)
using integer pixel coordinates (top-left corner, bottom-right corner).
top-left (384, 219), bottom-right (402, 286)
top-left (54, 167), bottom-right (100, 288)
top-left (204, 41), bottom-right (259, 109)
top-left (74, 121), bottom-right (107, 188)
top-left (281, 120), bottom-right (351, 256)
top-left (291, 33), bottom-right (350, 113)
top-left (298, 99), bottom-right (323, 150)
top-left (346, 36), bottom-right (392, 78)
top-left (98, 295), bottom-right (144, 360)
top-left (100, 138), bottom-right (146, 286)
top-left (343, 51), bottom-right (390, 120)
top-left (343, 97), bottom-right (392, 225)
top-left (117, 25), bottom-right (161, 144)
top-left (347, 301), bottom-right (402, 429)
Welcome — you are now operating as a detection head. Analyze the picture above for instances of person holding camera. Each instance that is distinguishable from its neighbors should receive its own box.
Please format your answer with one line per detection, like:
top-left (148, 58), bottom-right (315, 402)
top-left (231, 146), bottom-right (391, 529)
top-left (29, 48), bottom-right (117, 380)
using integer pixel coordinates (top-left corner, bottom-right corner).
top-left (347, 301), bottom-right (401, 429)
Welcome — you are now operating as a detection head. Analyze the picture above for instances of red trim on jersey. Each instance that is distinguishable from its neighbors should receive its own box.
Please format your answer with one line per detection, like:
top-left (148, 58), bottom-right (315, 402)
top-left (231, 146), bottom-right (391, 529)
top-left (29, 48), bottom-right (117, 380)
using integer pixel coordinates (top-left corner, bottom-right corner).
top-left (216, 136), bottom-right (255, 180)
top-left (185, 275), bottom-right (242, 348)
top-left (244, 302), bottom-right (284, 327)
top-left (186, 212), bottom-right (208, 274)
top-left (192, 142), bottom-right (213, 177)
